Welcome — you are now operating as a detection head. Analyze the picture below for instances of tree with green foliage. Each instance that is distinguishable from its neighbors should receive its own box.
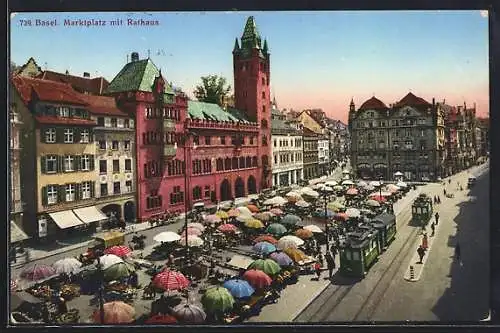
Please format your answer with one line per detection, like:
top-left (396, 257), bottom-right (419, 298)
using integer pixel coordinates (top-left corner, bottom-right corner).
top-left (193, 75), bottom-right (231, 106)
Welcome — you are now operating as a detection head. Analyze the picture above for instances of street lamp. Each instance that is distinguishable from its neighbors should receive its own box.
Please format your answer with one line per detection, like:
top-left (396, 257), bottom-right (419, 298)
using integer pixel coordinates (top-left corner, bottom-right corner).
top-left (94, 249), bottom-right (105, 324)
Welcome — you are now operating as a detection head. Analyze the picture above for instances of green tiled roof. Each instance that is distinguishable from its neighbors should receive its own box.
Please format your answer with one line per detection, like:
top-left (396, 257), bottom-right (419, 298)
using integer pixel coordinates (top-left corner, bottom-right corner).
top-left (105, 58), bottom-right (176, 96)
top-left (188, 100), bottom-right (250, 123)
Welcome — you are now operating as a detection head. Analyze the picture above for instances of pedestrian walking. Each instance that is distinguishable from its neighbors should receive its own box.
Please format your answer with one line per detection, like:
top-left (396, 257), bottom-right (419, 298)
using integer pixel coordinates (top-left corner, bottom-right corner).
top-left (325, 252), bottom-right (335, 278)
top-left (437, 196), bottom-right (441, 204)
top-left (443, 189), bottom-right (447, 196)
top-left (431, 222), bottom-right (435, 237)
top-left (422, 233), bottom-right (428, 249)
top-left (435, 212), bottom-right (439, 225)
top-left (417, 245), bottom-right (426, 264)
top-left (318, 253), bottom-right (324, 267)
top-left (313, 262), bottom-right (321, 280)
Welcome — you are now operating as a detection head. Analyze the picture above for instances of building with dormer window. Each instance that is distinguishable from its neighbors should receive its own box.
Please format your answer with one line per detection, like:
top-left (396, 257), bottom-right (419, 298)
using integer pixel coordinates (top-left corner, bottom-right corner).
top-left (11, 76), bottom-right (107, 240)
top-left (349, 93), bottom-right (446, 181)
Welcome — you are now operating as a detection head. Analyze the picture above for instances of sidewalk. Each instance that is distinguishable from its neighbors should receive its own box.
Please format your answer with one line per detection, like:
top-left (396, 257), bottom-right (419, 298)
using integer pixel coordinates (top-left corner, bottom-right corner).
top-left (12, 216), bottom-right (185, 268)
top-left (403, 162), bottom-right (489, 282)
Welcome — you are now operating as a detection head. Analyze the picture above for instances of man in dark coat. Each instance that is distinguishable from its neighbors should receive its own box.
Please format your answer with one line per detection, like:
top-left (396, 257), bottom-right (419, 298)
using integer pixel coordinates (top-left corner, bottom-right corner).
top-left (435, 212), bottom-right (439, 225)
top-left (325, 252), bottom-right (335, 278)
top-left (417, 245), bottom-right (426, 264)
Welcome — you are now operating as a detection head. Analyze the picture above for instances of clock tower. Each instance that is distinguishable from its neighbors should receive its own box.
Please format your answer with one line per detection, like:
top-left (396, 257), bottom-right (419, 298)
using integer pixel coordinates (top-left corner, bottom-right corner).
top-left (233, 16), bottom-right (272, 189)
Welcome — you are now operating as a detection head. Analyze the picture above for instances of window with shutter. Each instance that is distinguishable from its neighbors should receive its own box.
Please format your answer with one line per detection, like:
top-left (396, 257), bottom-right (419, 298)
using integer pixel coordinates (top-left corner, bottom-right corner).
top-left (89, 156), bottom-right (95, 170)
top-left (58, 185), bottom-right (66, 202)
top-left (74, 156), bottom-right (81, 171)
top-left (90, 181), bottom-right (95, 198)
top-left (40, 127), bottom-right (47, 143)
top-left (56, 128), bottom-right (65, 143)
top-left (40, 156), bottom-right (46, 173)
top-left (57, 156), bottom-right (63, 173)
top-left (74, 128), bottom-right (81, 143)
top-left (75, 183), bottom-right (82, 201)
top-left (41, 186), bottom-right (48, 206)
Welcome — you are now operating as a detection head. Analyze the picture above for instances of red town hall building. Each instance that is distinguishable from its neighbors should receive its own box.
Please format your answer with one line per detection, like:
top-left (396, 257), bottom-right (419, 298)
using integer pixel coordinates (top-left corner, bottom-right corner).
top-left (105, 16), bottom-right (272, 222)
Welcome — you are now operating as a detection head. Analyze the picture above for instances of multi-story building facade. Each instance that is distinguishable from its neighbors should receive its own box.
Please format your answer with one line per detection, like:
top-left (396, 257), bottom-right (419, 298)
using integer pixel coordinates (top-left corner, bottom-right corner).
top-left (103, 16), bottom-right (271, 222)
top-left (349, 93), bottom-right (446, 181)
top-left (441, 102), bottom-right (480, 174)
top-left (303, 128), bottom-right (320, 180)
top-left (10, 98), bottom-right (29, 244)
top-left (476, 117), bottom-right (489, 158)
top-left (318, 136), bottom-right (329, 176)
top-left (11, 76), bottom-right (105, 240)
top-left (271, 104), bottom-right (303, 187)
top-left (82, 95), bottom-right (137, 223)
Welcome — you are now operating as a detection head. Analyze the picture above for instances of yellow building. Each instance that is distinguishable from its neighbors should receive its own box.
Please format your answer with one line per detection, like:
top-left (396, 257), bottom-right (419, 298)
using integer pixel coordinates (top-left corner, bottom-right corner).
top-left (11, 76), bottom-right (107, 240)
top-left (295, 110), bottom-right (324, 134)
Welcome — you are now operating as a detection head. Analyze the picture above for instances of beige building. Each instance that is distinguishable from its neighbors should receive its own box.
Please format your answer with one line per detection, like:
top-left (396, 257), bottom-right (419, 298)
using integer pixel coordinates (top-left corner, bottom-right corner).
top-left (11, 76), bottom-right (107, 240)
top-left (349, 93), bottom-right (446, 181)
top-left (81, 95), bottom-right (137, 223)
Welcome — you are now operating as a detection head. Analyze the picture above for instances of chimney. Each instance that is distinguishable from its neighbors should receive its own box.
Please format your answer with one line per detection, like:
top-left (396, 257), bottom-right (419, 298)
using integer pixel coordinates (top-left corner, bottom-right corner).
top-left (83, 72), bottom-right (90, 78)
top-left (131, 52), bottom-right (139, 62)
top-left (432, 98), bottom-right (435, 106)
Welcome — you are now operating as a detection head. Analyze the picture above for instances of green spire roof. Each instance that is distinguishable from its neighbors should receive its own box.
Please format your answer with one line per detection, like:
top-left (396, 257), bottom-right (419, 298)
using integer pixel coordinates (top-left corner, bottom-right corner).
top-left (241, 16), bottom-right (261, 50)
top-left (263, 39), bottom-right (269, 54)
top-left (233, 38), bottom-right (240, 53)
top-left (105, 58), bottom-right (175, 96)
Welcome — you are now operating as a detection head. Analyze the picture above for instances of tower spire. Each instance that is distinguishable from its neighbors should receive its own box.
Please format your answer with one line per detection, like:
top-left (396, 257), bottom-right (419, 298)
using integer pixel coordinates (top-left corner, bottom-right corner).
top-left (241, 16), bottom-right (262, 50)
top-left (263, 39), bottom-right (269, 54)
top-left (233, 38), bottom-right (240, 53)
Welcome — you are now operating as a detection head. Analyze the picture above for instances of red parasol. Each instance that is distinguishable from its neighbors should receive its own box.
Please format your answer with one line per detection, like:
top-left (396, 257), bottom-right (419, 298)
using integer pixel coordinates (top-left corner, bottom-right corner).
top-left (145, 314), bottom-right (178, 324)
top-left (247, 204), bottom-right (259, 213)
top-left (242, 269), bottom-right (272, 289)
top-left (104, 245), bottom-right (132, 258)
top-left (217, 224), bottom-right (238, 233)
top-left (153, 270), bottom-right (190, 291)
top-left (92, 301), bottom-right (135, 324)
top-left (370, 195), bottom-right (387, 203)
top-left (253, 234), bottom-right (278, 245)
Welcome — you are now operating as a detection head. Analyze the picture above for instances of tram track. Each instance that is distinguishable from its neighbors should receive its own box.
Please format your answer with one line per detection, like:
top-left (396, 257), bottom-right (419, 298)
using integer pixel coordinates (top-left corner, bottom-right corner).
top-left (296, 199), bottom-right (421, 322)
top-left (350, 226), bottom-right (421, 321)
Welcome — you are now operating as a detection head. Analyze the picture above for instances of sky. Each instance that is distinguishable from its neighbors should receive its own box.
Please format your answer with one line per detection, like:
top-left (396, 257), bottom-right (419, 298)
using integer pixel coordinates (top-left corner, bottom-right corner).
top-left (10, 11), bottom-right (489, 122)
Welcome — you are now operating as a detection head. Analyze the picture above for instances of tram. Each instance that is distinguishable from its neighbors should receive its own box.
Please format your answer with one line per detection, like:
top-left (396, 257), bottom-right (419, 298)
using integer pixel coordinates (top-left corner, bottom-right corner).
top-left (339, 228), bottom-right (381, 278)
top-left (411, 193), bottom-right (433, 227)
top-left (370, 212), bottom-right (396, 250)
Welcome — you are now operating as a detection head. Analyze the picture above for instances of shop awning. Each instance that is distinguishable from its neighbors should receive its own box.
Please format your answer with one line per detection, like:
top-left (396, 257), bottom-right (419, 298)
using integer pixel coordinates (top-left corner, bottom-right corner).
top-left (228, 255), bottom-right (254, 270)
top-left (73, 206), bottom-right (107, 224)
top-left (10, 221), bottom-right (29, 243)
top-left (49, 210), bottom-right (85, 229)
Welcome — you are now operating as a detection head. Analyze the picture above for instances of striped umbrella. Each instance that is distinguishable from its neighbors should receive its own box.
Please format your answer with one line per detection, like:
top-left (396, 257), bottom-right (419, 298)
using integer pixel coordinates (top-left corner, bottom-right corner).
top-left (173, 303), bottom-right (206, 323)
top-left (253, 241), bottom-right (277, 255)
top-left (201, 287), bottom-right (235, 314)
top-left (104, 245), bottom-right (132, 258)
top-left (269, 252), bottom-right (294, 266)
top-left (20, 264), bottom-right (56, 282)
top-left (284, 248), bottom-right (308, 263)
top-left (153, 270), bottom-right (190, 291)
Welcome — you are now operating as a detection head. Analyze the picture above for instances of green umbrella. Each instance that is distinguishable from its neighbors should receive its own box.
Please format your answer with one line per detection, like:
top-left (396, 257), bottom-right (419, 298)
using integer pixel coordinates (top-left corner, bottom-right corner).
top-left (266, 223), bottom-right (287, 236)
top-left (248, 259), bottom-right (281, 276)
top-left (281, 214), bottom-right (301, 225)
top-left (103, 262), bottom-right (134, 281)
top-left (201, 287), bottom-right (235, 314)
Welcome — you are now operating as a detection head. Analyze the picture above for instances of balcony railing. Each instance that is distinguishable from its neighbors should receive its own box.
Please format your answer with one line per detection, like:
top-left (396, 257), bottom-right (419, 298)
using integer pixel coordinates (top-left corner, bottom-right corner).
top-left (164, 144), bottom-right (177, 158)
